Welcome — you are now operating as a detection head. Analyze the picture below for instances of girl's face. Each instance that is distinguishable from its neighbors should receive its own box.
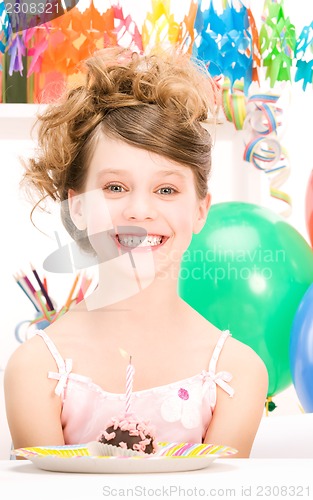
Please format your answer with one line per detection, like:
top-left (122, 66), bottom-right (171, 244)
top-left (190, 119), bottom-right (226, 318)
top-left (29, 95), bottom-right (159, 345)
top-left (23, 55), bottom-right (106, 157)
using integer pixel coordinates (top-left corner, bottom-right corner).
top-left (69, 133), bottom-right (211, 281)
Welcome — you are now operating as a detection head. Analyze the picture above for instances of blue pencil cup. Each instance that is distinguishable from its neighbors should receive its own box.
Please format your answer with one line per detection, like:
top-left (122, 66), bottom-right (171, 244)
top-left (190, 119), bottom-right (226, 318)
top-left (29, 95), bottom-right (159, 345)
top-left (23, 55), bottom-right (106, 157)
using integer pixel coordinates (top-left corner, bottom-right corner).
top-left (14, 313), bottom-right (51, 343)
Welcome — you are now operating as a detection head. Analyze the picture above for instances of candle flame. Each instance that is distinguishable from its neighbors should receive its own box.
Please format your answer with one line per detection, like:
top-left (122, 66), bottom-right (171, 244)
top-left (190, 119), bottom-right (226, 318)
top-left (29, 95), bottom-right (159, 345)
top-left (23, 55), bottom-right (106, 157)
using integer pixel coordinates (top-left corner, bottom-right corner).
top-left (119, 348), bottom-right (132, 363)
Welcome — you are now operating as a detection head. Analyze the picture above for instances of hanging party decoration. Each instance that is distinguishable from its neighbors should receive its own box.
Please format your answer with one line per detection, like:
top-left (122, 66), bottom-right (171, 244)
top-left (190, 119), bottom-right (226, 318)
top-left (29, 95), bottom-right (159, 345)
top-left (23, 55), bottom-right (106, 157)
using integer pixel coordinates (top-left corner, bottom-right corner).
top-left (113, 3), bottom-right (143, 52)
top-left (0, 0), bottom-right (11, 61)
top-left (222, 78), bottom-right (247, 130)
top-left (294, 22), bottom-right (313, 91)
top-left (24, 26), bottom-right (49, 77)
top-left (142, 0), bottom-right (180, 52)
top-left (41, 4), bottom-right (115, 76)
top-left (243, 91), bottom-right (292, 216)
top-left (194, 0), bottom-right (261, 130)
top-left (193, 0), bottom-right (257, 93)
top-left (7, 32), bottom-right (25, 75)
top-left (260, 0), bottom-right (296, 87)
top-left (1, 1), bottom-right (313, 101)
top-left (176, 0), bottom-right (198, 53)
top-left (246, 5), bottom-right (261, 85)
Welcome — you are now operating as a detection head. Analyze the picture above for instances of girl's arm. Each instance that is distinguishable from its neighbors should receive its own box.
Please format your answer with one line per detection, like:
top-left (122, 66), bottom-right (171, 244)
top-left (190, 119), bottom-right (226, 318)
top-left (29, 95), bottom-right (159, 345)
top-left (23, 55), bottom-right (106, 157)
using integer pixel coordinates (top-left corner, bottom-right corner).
top-left (4, 337), bottom-right (65, 453)
top-left (204, 342), bottom-right (269, 458)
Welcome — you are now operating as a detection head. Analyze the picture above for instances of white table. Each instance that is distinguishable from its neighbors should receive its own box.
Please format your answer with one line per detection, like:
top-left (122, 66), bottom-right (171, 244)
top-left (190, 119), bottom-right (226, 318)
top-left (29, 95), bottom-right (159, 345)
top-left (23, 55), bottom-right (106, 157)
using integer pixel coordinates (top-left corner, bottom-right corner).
top-left (1, 459), bottom-right (313, 500)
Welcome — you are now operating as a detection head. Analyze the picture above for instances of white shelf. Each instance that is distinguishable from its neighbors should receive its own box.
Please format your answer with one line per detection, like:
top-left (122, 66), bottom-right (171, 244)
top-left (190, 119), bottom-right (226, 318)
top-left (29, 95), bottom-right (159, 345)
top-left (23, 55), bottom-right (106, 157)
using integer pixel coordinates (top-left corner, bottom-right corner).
top-left (0, 104), bottom-right (46, 140)
top-left (0, 103), bottom-right (47, 117)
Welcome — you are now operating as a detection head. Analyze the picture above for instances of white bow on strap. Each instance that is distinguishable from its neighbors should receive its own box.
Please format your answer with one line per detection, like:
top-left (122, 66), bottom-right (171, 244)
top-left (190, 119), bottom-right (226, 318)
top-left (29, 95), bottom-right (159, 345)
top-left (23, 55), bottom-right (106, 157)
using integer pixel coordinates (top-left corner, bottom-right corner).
top-left (201, 369), bottom-right (234, 408)
top-left (48, 358), bottom-right (73, 397)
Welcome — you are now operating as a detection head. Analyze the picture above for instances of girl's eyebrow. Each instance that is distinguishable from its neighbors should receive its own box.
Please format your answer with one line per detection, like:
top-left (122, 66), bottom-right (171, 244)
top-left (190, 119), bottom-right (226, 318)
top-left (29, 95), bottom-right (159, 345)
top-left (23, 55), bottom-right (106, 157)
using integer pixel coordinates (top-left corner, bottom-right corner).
top-left (159, 169), bottom-right (188, 179)
top-left (96, 168), bottom-right (188, 180)
top-left (97, 169), bottom-right (129, 180)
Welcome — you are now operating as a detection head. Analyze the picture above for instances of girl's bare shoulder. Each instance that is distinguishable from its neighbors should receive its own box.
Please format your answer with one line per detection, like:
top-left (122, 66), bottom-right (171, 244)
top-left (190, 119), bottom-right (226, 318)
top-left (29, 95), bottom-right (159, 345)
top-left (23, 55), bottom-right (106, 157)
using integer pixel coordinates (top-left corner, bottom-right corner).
top-left (221, 333), bottom-right (268, 381)
top-left (195, 317), bottom-right (268, 377)
top-left (4, 308), bottom-right (81, 379)
top-left (5, 332), bottom-right (57, 378)
top-left (4, 333), bottom-right (65, 449)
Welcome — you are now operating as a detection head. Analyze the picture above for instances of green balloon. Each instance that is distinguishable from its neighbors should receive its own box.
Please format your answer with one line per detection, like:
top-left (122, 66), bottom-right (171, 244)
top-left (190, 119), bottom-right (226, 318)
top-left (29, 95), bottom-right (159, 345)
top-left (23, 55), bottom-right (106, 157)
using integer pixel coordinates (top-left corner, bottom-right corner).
top-left (178, 202), bottom-right (313, 396)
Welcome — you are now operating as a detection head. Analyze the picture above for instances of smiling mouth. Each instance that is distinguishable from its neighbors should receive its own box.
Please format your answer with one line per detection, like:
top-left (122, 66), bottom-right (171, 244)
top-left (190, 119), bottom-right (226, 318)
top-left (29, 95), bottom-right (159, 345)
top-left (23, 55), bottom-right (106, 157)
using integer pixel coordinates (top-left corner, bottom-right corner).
top-left (114, 234), bottom-right (169, 249)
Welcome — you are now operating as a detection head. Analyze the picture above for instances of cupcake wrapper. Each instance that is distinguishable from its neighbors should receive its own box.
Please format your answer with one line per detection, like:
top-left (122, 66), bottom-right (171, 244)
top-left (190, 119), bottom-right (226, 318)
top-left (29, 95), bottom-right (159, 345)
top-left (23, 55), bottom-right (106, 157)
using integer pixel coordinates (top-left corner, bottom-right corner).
top-left (86, 441), bottom-right (148, 457)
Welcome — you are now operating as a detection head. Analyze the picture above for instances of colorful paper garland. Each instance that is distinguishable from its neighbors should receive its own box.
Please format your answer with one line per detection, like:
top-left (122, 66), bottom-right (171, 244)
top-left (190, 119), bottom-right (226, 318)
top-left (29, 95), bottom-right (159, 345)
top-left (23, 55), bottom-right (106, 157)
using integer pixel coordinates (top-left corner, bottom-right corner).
top-left (260, 0), bottom-right (296, 87)
top-left (193, 0), bottom-right (258, 93)
top-left (222, 78), bottom-right (247, 130)
top-left (0, 0), bottom-right (11, 62)
top-left (1, 0), bottom-right (313, 94)
top-left (295, 21), bottom-right (313, 91)
top-left (243, 91), bottom-right (292, 216)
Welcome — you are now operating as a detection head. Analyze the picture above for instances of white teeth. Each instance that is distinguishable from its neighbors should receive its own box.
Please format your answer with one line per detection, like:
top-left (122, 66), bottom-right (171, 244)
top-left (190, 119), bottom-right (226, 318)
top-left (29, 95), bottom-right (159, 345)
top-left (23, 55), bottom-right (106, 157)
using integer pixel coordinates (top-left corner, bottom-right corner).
top-left (117, 235), bottom-right (163, 247)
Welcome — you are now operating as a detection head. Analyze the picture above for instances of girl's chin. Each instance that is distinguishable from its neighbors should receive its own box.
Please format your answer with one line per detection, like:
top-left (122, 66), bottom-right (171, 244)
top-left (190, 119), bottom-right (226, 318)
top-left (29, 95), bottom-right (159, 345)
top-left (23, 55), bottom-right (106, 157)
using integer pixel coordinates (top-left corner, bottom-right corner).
top-left (95, 251), bottom-right (155, 276)
top-left (94, 244), bottom-right (180, 282)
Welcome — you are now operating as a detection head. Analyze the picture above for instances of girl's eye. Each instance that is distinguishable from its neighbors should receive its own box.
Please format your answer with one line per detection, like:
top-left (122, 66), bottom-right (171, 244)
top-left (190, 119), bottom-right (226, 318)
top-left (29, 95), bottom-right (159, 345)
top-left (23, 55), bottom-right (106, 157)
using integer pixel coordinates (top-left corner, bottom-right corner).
top-left (103, 183), bottom-right (125, 193)
top-left (157, 186), bottom-right (178, 195)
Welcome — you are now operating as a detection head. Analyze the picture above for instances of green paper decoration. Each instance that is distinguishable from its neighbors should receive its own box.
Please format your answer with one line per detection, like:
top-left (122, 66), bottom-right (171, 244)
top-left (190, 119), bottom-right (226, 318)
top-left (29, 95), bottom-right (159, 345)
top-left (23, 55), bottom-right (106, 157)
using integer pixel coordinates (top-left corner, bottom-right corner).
top-left (260, 0), bottom-right (296, 87)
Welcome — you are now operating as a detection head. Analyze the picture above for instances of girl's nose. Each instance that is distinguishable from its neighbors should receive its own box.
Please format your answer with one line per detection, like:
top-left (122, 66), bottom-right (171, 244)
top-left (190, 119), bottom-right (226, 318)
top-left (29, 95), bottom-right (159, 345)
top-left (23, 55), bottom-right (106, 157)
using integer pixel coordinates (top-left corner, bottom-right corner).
top-left (122, 193), bottom-right (158, 221)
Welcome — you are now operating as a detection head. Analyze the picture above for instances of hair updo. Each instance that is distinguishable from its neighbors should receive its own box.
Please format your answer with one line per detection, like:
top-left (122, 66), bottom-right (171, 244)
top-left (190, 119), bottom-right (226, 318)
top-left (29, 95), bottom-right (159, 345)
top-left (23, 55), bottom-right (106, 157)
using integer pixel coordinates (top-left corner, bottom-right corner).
top-left (22, 47), bottom-right (220, 252)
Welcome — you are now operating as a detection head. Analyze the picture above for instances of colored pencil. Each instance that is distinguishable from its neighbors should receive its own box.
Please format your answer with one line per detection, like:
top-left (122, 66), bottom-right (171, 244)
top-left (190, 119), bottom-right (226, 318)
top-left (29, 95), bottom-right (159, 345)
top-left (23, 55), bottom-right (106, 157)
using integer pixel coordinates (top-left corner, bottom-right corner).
top-left (76, 273), bottom-right (86, 303)
top-left (51, 305), bottom-right (67, 322)
top-left (76, 274), bottom-right (93, 303)
top-left (21, 271), bottom-right (37, 296)
top-left (35, 290), bottom-right (55, 321)
top-left (14, 273), bottom-right (40, 312)
top-left (83, 276), bottom-right (93, 295)
top-left (64, 273), bottom-right (80, 310)
top-left (15, 268), bottom-right (93, 326)
top-left (43, 276), bottom-right (48, 293)
top-left (31, 264), bottom-right (54, 311)
top-left (19, 276), bottom-right (40, 307)
top-left (76, 285), bottom-right (84, 304)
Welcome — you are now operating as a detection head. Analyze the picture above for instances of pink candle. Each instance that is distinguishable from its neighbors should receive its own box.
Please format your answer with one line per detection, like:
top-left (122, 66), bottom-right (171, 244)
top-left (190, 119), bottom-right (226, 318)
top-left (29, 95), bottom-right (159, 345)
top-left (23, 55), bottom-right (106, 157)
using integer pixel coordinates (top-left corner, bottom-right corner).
top-left (125, 356), bottom-right (135, 415)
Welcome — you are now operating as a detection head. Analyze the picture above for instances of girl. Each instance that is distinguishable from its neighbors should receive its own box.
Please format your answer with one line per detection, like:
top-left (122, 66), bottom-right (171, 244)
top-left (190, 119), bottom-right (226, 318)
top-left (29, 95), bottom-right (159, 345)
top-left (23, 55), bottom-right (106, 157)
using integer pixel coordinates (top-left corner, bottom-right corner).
top-left (4, 47), bottom-right (268, 458)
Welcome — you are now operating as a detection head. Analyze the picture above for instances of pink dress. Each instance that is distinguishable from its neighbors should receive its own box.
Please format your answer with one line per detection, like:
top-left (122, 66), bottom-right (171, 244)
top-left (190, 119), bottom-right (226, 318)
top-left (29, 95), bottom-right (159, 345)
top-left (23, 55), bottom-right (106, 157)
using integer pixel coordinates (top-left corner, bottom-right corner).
top-left (35, 329), bottom-right (234, 445)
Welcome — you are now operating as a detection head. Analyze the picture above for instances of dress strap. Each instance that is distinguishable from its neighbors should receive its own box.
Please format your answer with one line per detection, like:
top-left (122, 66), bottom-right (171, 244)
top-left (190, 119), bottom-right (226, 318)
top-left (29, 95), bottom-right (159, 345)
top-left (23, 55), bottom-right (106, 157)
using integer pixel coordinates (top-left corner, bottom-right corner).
top-left (208, 330), bottom-right (231, 374)
top-left (201, 330), bottom-right (234, 408)
top-left (35, 330), bottom-right (73, 399)
top-left (36, 330), bottom-right (66, 372)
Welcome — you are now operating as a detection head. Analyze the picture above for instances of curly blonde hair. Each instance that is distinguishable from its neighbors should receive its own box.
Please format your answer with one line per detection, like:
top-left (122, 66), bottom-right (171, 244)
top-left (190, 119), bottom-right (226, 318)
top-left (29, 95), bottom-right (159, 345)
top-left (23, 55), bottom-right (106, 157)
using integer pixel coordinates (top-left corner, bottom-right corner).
top-left (22, 47), bottom-right (220, 252)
